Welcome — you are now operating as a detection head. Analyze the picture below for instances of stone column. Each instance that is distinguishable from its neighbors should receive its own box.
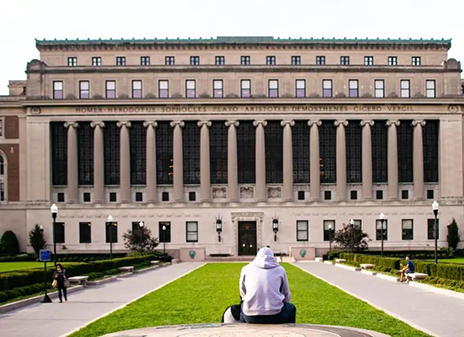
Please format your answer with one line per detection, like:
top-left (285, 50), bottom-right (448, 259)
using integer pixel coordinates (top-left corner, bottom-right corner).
top-left (281, 120), bottom-right (295, 201)
top-left (117, 121), bottom-right (131, 203)
top-left (412, 120), bottom-right (426, 201)
top-left (335, 120), bottom-right (348, 201)
top-left (171, 121), bottom-right (184, 202)
top-left (253, 120), bottom-right (267, 202)
top-left (225, 121), bottom-right (239, 202)
top-left (144, 121), bottom-right (158, 203)
top-left (64, 122), bottom-right (79, 203)
top-left (90, 122), bottom-right (105, 204)
top-left (386, 120), bottom-right (400, 200)
top-left (360, 120), bottom-right (374, 201)
top-left (198, 121), bottom-right (212, 202)
top-left (309, 120), bottom-right (321, 201)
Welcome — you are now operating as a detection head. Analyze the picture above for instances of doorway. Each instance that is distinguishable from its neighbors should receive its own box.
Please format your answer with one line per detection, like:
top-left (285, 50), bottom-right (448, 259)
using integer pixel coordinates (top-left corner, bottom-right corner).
top-left (238, 221), bottom-right (257, 256)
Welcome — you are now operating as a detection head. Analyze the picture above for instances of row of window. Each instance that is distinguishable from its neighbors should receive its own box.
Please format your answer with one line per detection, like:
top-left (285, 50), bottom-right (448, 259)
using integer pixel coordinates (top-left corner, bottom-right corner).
top-left (0, 156), bottom-right (4, 201)
top-left (67, 55), bottom-right (423, 67)
top-left (52, 79), bottom-right (437, 99)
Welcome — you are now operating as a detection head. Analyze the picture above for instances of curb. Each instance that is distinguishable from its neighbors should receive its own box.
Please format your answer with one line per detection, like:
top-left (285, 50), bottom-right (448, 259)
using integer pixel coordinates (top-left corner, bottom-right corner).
top-left (335, 263), bottom-right (361, 271)
top-left (133, 265), bottom-right (160, 274)
top-left (87, 276), bottom-right (118, 286)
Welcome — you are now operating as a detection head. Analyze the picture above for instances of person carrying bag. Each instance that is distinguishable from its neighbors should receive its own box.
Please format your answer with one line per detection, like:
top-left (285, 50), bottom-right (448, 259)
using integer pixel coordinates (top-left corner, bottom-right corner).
top-left (53, 263), bottom-right (69, 303)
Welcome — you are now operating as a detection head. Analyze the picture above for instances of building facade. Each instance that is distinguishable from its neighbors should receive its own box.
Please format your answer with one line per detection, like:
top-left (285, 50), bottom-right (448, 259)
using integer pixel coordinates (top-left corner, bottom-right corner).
top-left (0, 36), bottom-right (463, 259)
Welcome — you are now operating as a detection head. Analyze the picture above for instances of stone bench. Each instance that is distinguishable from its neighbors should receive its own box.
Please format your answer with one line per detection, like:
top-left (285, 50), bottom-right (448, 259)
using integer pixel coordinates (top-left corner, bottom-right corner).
top-left (360, 264), bottom-right (375, 269)
top-left (407, 273), bottom-right (428, 281)
top-left (315, 257), bottom-right (324, 262)
top-left (335, 258), bottom-right (346, 263)
top-left (68, 276), bottom-right (89, 286)
top-left (150, 260), bottom-right (160, 265)
top-left (119, 266), bottom-right (134, 272)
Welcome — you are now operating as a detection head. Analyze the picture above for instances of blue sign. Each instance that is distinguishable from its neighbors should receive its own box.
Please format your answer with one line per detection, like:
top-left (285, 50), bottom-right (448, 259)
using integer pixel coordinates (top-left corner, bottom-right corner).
top-left (39, 249), bottom-right (51, 262)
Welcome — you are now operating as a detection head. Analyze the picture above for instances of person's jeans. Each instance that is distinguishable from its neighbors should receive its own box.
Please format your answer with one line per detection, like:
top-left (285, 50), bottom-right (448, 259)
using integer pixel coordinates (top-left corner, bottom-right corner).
top-left (240, 302), bottom-right (296, 324)
top-left (58, 287), bottom-right (67, 302)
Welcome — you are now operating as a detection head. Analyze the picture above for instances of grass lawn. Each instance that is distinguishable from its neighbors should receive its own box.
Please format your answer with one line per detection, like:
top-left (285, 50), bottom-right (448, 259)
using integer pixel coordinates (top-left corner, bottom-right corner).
top-left (0, 261), bottom-right (81, 273)
top-left (70, 263), bottom-right (429, 337)
top-left (434, 258), bottom-right (464, 264)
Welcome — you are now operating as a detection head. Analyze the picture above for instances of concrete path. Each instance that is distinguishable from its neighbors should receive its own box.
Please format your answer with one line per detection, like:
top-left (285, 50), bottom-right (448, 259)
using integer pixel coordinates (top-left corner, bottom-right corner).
top-left (0, 262), bottom-right (205, 337)
top-left (296, 262), bottom-right (464, 337)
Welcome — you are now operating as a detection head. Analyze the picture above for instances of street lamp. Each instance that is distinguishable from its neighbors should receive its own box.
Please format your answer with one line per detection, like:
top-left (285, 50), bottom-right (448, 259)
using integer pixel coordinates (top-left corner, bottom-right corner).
top-left (215, 216), bottom-right (223, 242)
top-left (432, 201), bottom-right (439, 265)
top-left (379, 213), bottom-right (386, 258)
top-left (162, 225), bottom-right (167, 254)
top-left (328, 223), bottom-right (333, 253)
top-left (107, 215), bottom-right (114, 260)
top-left (349, 219), bottom-right (354, 254)
top-left (272, 217), bottom-right (279, 242)
top-left (50, 204), bottom-right (58, 266)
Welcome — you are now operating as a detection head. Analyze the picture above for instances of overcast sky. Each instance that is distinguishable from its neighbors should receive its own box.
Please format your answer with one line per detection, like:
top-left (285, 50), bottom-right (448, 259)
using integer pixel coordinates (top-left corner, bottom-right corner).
top-left (0, 0), bottom-right (463, 95)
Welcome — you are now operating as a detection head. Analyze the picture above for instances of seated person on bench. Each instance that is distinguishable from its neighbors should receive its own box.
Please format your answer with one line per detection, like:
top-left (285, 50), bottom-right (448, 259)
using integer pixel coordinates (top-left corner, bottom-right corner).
top-left (398, 256), bottom-right (415, 283)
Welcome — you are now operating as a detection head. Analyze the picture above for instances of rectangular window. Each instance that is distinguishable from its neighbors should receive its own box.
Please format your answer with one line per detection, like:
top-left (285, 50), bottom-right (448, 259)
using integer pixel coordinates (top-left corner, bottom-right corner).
top-left (68, 57), bottom-right (77, 67)
top-left (186, 221), bottom-right (198, 242)
top-left (297, 191), bottom-right (305, 200)
top-left (79, 222), bottom-right (91, 243)
top-left (106, 80), bottom-right (116, 99)
top-left (324, 190), bottom-right (331, 200)
top-left (241, 56), bottom-right (250, 65)
top-left (351, 219), bottom-right (362, 230)
top-left (162, 192), bottom-right (169, 202)
top-left (426, 80), bottom-right (436, 98)
top-left (402, 219), bottom-right (414, 240)
top-left (188, 191), bottom-right (196, 201)
top-left (323, 220), bottom-right (335, 241)
top-left (135, 192), bottom-right (143, 202)
top-left (116, 56), bottom-right (126, 66)
top-left (374, 80), bottom-right (385, 98)
top-left (159, 222), bottom-right (171, 242)
top-left (268, 79), bottom-right (279, 98)
top-left (190, 56), bottom-right (200, 65)
top-left (213, 80), bottom-right (223, 98)
top-left (55, 222), bottom-right (65, 243)
top-left (83, 192), bottom-right (91, 202)
top-left (79, 81), bottom-right (90, 99)
top-left (428, 218), bottom-right (439, 240)
top-left (0, 119), bottom-right (3, 137)
top-left (400, 80), bottom-right (410, 98)
top-left (316, 56), bottom-right (325, 65)
top-left (388, 56), bottom-right (397, 66)
top-left (427, 189), bottom-right (434, 199)
top-left (159, 80), bottom-right (169, 98)
top-left (364, 56), bottom-right (374, 65)
top-left (105, 222), bottom-right (118, 243)
top-left (109, 192), bottom-right (117, 202)
top-left (412, 56), bottom-right (421, 66)
top-left (53, 81), bottom-right (63, 99)
top-left (266, 56), bottom-right (276, 65)
top-left (295, 79), bottom-right (306, 98)
top-left (322, 80), bottom-right (332, 98)
top-left (376, 219), bottom-right (388, 241)
top-left (140, 56), bottom-right (150, 66)
top-left (296, 220), bottom-right (308, 241)
top-left (132, 80), bottom-right (142, 99)
top-left (376, 190), bottom-right (383, 200)
top-left (186, 80), bottom-right (196, 98)
top-left (215, 56), bottom-right (225, 65)
top-left (350, 190), bottom-right (358, 200)
top-left (165, 56), bottom-right (175, 65)
top-left (241, 79), bottom-right (251, 98)
top-left (57, 192), bottom-right (65, 202)
top-left (348, 80), bottom-right (358, 98)
top-left (340, 56), bottom-right (350, 65)
top-left (92, 57), bottom-right (101, 66)
top-left (291, 56), bottom-right (301, 65)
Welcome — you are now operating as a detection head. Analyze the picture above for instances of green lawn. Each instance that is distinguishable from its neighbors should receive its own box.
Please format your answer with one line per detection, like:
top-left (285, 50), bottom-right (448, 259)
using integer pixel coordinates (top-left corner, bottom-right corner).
top-left (70, 263), bottom-right (429, 337)
top-left (0, 261), bottom-right (81, 273)
top-left (435, 258), bottom-right (464, 264)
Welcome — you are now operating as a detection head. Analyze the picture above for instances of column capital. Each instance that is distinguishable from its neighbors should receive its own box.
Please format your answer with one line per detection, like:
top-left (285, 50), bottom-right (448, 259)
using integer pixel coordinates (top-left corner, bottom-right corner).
top-left (170, 120), bottom-right (185, 128)
top-left (360, 120), bottom-right (375, 127)
top-left (308, 120), bottom-right (322, 127)
top-left (386, 120), bottom-right (400, 127)
top-left (197, 120), bottom-right (212, 127)
top-left (334, 120), bottom-right (349, 127)
top-left (64, 122), bottom-right (79, 128)
top-left (412, 120), bottom-right (426, 127)
top-left (280, 120), bottom-right (295, 127)
top-left (143, 121), bottom-right (158, 128)
top-left (90, 121), bottom-right (105, 128)
top-left (253, 120), bottom-right (267, 127)
top-left (225, 120), bottom-right (239, 127)
top-left (117, 121), bottom-right (132, 128)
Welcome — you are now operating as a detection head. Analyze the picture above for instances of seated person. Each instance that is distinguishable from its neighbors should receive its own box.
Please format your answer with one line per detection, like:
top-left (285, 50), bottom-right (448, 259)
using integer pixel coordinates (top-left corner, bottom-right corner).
top-left (398, 256), bottom-right (415, 283)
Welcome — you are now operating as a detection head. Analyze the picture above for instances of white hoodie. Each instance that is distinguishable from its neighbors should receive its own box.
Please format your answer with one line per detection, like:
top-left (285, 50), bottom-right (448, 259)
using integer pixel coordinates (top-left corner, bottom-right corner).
top-left (239, 247), bottom-right (291, 316)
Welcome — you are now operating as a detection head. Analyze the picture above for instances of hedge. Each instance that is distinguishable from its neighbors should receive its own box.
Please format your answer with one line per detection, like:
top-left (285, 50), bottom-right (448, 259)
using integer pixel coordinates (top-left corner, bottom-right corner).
top-left (0, 282), bottom-right (51, 304)
top-left (0, 254), bottom-right (36, 262)
top-left (340, 253), bottom-right (401, 270)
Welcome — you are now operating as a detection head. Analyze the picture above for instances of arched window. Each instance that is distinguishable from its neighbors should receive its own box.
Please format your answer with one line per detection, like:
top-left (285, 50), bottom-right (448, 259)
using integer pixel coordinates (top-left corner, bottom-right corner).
top-left (0, 155), bottom-right (5, 201)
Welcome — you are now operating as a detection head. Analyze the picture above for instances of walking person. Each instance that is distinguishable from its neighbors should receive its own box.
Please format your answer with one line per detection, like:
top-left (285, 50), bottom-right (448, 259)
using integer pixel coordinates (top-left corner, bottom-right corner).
top-left (53, 263), bottom-right (69, 302)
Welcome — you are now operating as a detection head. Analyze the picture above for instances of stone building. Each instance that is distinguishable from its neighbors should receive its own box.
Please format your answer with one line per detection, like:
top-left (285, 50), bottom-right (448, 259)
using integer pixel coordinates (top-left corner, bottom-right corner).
top-left (0, 36), bottom-right (463, 259)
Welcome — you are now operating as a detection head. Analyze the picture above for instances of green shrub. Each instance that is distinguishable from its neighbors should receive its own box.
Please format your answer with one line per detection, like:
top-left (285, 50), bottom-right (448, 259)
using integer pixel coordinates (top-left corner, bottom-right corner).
top-left (0, 231), bottom-right (20, 256)
top-left (0, 254), bottom-right (36, 262)
top-left (340, 253), bottom-right (401, 270)
top-left (0, 282), bottom-right (53, 304)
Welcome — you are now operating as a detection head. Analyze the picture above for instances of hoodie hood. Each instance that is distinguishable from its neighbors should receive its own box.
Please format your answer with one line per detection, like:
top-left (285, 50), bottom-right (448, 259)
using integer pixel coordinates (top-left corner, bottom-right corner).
top-left (251, 247), bottom-right (280, 269)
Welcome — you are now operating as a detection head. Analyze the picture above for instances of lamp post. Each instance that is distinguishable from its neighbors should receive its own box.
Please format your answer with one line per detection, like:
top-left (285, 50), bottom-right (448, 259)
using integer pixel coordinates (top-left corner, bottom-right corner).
top-left (379, 213), bottom-right (386, 258)
top-left (50, 204), bottom-right (58, 266)
top-left (432, 201), bottom-right (439, 265)
top-left (215, 217), bottom-right (223, 242)
top-left (272, 217), bottom-right (279, 242)
top-left (328, 223), bottom-right (333, 253)
top-left (162, 225), bottom-right (166, 254)
top-left (107, 215), bottom-right (114, 260)
top-left (349, 219), bottom-right (354, 254)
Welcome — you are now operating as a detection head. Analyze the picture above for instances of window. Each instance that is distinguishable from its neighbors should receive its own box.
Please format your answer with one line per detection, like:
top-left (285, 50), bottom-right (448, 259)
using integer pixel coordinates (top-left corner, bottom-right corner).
top-left (298, 191), bottom-right (305, 200)
top-left (241, 79), bottom-right (251, 98)
top-left (57, 193), bottom-right (65, 202)
top-left (346, 121), bottom-right (362, 184)
top-left (79, 222), bottom-right (91, 243)
top-left (55, 222), bottom-right (65, 243)
top-left (266, 56), bottom-right (276, 65)
top-left (398, 121), bottom-right (414, 183)
top-left (215, 56), bottom-right (225, 65)
top-left (296, 220), bottom-right (308, 241)
top-left (190, 56), bottom-right (200, 65)
top-left (350, 190), bottom-right (358, 200)
top-left (293, 121), bottom-right (310, 184)
top-left (0, 156), bottom-right (4, 201)
top-left (83, 192), bottom-right (91, 202)
top-left (106, 80), bottom-right (116, 99)
top-left (291, 56), bottom-right (301, 65)
top-left (388, 56), bottom-right (397, 66)
top-left (188, 191), bottom-right (196, 201)
top-left (237, 121), bottom-right (256, 183)
top-left (68, 57), bottom-right (77, 67)
top-left (323, 220), bottom-right (335, 241)
top-left (183, 122), bottom-right (200, 184)
top-left (322, 80), bottom-right (332, 98)
top-left (0, 119), bottom-right (3, 137)
top-left (156, 122), bottom-right (173, 185)
top-left (364, 56), bottom-right (374, 65)
top-left (428, 218), bottom-right (439, 240)
top-left (165, 56), bottom-right (175, 65)
top-left (210, 121), bottom-right (228, 184)
top-left (116, 56), bottom-right (126, 66)
top-left (51, 122), bottom-right (67, 185)
top-left (53, 81), bottom-right (63, 99)
top-left (130, 122), bottom-right (146, 185)
top-left (374, 80), bottom-right (385, 98)
top-left (159, 80), bottom-right (169, 98)
top-left (104, 122), bottom-right (120, 185)
top-left (349, 80), bottom-right (358, 98)
top-left (79, 81), bottom-right (90, 99)
top-left (140, 56), bottom-right (150, 66)
top-left (423, 121), bottom-right (439, 183)
top-left (316, 56), bottom-right (325, 65)
top-left (400, 80), bottom-right (410, 98)
top-left (426, 80), bottom-right (436, 98)
top-left (427, 189), bottom-right (434, 199)
top-left (372, 120), bottom-right (388, 183)
top-left (78, 122), bottom-right (94, 186)
top-left (402, 190), bottom-right (409, 199)
top-left (109, 192), bottom-right (117, 202)
top-left (319, 120), bottom-right (336, 183)
top-left (186, 221), bottom-right (198, 242)
top-left (159, 222), bottom-right (171, 242)
top-left (213, 80), bottom-right (223, 98)
top-left (324, 191), bottom-right (331, 200)
top-left (351, 219), bottom-right (362, 230)
top-left (376, 190), bottom-right (383, 200)
top-left (412, 56), bottom-right (421, 66)
top-left (92, 57), bottom-right (101, 66)
top-left (402, 219), bottom-right (414, 240)
top-left (135, 192), bottom-right (143, 202)
top-left (162, 192), bottom-right (169, 201)
top-left (132, 80), bottom-right (142, 98)
top-left (241, 56), bottom-right (250, 65)
top-left (268, 80), bottom-right (279, 97)
top-left (340, 56), bottom-right (350, 65)
top-left (295, 80), bottom-right (306, 98)
top-left (376, 219), bottom-right (388, 240)
top-left (186, 80), bottom-right (196, 98)
top-left (105, 221), bottom-right (118, 243)
top-left (265, 121), bottom-right (283, 184)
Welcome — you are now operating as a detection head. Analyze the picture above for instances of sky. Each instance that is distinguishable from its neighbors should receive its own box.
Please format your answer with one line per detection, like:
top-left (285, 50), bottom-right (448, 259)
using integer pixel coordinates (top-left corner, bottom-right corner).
top-left (0, 0), bottom-right (463, 95)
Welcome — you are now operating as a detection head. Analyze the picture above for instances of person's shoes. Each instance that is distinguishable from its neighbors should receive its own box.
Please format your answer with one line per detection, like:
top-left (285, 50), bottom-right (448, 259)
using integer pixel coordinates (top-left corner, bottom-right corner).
top-left (59, 300), bottom-right (63, 303)
top-left (405, 279), bottom-right (410, 284)
top-left (65, 298), bottom-right (68, 301)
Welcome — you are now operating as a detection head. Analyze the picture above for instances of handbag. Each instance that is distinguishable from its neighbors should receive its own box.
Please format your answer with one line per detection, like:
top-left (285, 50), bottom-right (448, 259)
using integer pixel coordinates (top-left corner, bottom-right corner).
top-left (52, 279), bottom-right (58, 288)
top-left (64, 278), bottom-right (70, 288)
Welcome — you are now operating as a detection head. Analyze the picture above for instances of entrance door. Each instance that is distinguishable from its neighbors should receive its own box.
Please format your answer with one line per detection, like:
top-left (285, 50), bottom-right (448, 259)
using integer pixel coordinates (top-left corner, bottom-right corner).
top-left (238, 221), bottom-right (257, 256)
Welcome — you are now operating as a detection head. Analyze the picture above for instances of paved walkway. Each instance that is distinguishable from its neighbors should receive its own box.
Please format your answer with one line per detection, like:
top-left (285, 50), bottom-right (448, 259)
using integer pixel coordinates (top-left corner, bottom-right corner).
top-left (296, 262), bottom-right (464, 337)
top-left (0, 262), bottom-right (204, 337)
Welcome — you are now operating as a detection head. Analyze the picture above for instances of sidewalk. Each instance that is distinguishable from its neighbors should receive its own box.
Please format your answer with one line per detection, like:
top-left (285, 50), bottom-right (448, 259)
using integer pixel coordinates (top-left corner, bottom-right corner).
top-left (296, 262), bottom-right (464, 337)
top-left (0, 262), bottom-right (204, 337)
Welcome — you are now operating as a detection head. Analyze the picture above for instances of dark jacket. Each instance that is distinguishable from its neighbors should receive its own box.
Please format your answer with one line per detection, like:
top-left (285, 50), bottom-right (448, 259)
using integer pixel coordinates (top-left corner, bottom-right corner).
top-left (53, 269), bottom-right (68, 288)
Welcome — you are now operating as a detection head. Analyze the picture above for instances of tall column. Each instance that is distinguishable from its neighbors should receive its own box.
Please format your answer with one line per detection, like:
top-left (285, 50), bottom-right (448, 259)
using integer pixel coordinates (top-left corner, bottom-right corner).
top-left (198, 121), bottom-right (212, 202)
top-left (171, 121), bottom-right (184, 202)
top-left (281, 120), bottom-right (295, 201)
top-left (413, 120), bottom-right (426, 201)
top-left (360, 120), bottom-right (374, 201)
top-left (64, 122), bottom-right (79, 203)
top-left (335, 120), bottom-right (348, 201)
top-left (144, 121), bottom-right (158, 203)
top-left (225, 121), bottom-right (239, 202)
top-left (117, 121), bottom-right (131, 203)
top-left (309, 120), bottom-right (321, 201)
top-left (253, 120), bottom-right (267, 202)
top-left (90, 122), bottom-right (105, 204)
top-left (386, 120), bottom-right (400, 200)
